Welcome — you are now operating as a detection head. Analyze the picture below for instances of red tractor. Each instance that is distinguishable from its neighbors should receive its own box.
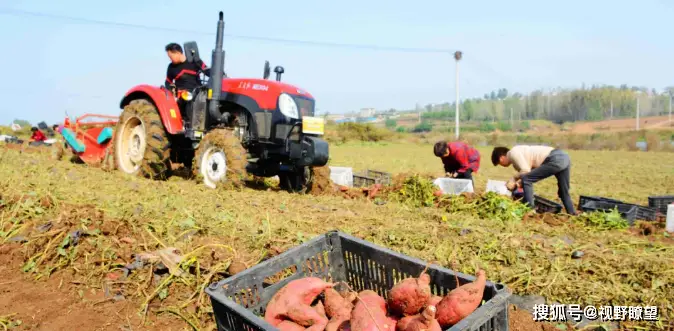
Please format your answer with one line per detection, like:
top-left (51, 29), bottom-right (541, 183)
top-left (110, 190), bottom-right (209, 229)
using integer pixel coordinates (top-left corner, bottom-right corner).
top-left (110, 11), bottom-right (329, 192)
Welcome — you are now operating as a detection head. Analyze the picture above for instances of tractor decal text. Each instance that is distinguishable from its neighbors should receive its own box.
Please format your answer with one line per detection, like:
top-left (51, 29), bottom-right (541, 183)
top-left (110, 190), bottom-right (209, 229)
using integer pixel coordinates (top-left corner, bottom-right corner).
top-left (237, 82), bottom-right (252, 89)
top-left (252, 84), bottom-right (269, 91)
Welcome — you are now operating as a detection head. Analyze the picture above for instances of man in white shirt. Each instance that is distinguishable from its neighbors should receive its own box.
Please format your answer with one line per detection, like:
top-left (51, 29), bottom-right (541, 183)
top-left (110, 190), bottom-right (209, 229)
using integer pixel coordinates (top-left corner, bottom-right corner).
top-left (491, 145), bottom-right (577, 215)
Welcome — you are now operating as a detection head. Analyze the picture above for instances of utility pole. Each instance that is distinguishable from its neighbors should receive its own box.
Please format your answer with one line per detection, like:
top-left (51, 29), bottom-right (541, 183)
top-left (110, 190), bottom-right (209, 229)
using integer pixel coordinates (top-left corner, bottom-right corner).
top-left (637, 95), bottom-right (639, 131)
top-left (518, 108), bottom-right (521, 122)
top-left (669, 92), bottom-right (672, 123)
top-left (454, 51), bottom-right (462, 140)
top-left (416, 103), bottom-right (421, 124)
top-left (510, 107), bottom-right (514, 129)
top-left (610, 100), bottom-right (613, 119)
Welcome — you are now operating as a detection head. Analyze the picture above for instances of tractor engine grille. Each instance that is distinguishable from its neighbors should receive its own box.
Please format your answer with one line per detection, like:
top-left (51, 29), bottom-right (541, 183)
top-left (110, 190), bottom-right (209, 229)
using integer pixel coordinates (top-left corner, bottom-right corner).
top-left (294, 96), bottom-right (315, 117)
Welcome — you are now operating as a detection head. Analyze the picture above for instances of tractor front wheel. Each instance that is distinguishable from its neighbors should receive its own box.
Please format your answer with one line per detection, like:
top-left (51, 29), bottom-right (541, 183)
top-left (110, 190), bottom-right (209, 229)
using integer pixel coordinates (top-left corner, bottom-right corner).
top-left (279, 165), bottom-right (333, 194)
top-left (114, 99), bottom-right (171, 179)
top-left (193, 128), bottom-right (248, 189)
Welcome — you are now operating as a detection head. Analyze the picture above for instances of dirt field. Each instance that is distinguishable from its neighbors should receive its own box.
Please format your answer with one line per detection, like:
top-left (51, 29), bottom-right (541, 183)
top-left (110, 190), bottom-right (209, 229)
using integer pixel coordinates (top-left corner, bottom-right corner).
top-left (391, 114), bottom-right (674, 136)
top-left (569, 115), bottom-right (674, 134)
top-left (1, 142), bottom-right (673, 330)
top-left (0, 259), bottom-right (180, 331)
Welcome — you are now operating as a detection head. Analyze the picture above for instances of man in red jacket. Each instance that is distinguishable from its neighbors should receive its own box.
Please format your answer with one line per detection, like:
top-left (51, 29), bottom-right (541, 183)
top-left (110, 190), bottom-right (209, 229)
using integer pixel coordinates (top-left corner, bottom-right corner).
top-left (433, 140), bottom-right (481, 186)
top-left (30, 127), bottom-right (47, 142)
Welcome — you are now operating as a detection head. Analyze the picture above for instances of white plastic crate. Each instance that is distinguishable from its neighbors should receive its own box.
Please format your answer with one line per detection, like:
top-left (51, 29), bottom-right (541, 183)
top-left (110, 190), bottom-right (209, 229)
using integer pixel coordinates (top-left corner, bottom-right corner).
top-left (329, 166), bottom-right (353, 187)
top-left (486, 180), bottom-right (512, 196)
top-left (433, 178), bottom-right (474, 195)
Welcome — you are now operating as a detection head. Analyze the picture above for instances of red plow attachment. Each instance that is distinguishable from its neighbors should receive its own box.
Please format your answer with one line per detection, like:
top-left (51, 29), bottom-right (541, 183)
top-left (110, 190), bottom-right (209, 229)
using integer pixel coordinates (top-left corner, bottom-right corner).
top-left (57, 114), bottom-right (118, 165)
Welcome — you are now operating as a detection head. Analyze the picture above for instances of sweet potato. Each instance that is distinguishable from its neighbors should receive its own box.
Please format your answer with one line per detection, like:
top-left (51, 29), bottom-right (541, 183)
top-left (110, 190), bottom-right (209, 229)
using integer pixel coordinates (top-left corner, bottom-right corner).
top-left (351, 290), bottom-right (396, 331)
top-left (396, 305), bottom-right (441, 331)
top-left (324, 288), bottom-right (354, 331)
top-left (343, 291), bottom-right (358, 305)
top-left (387, 272), bottom-right (432, 316)
top-left (265, 277), bottom-right (333, 329)
top-left (277, 320), bottom-right (306, 331)
top-left (314, 300), bottom-right (327, 319)
top-left (436, 270), bottom-right (486, 327)
top-left (428, 296), bottom-right (442, 307)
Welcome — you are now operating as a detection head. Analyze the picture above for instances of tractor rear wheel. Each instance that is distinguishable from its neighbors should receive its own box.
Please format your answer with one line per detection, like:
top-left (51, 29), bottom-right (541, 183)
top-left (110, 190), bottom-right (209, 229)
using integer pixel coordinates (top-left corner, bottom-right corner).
top-left (193, 128), bottom-right (248, 189)
top-left (114, 99), bottom-right (171, 179)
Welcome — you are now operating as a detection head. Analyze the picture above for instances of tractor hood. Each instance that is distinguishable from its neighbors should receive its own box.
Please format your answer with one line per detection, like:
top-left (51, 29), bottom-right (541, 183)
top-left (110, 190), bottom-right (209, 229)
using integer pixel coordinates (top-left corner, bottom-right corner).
top-left (221, 78), bottom-right (314, 99)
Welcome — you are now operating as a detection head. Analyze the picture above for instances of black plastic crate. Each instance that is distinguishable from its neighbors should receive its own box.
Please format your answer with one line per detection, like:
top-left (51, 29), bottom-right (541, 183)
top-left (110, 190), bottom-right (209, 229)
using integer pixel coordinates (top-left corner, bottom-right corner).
top-left (363, 169), bottom-right (392, 186)
top-left (534, 195), bottom-right (563, 214)
top-left (648, 195), bottom-right (674, 215)
top-left (578, 196), bottom-right (656, 221)
top-left (205, 230), bottom-right (510, 331)
top-left (352, 174), bottom-right (377, 188)
top-left (578, 195), bottom-right (623, 209)
top-left (631, 205), bottom-right (657, 221)
top-left (580, 201), bottom-right (638, 224)
top-left (353, 169), bottom-right (392, 187)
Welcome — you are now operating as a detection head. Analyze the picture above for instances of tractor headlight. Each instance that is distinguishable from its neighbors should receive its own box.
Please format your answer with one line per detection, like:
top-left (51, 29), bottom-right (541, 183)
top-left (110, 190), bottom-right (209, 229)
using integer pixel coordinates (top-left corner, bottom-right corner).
top-left (181, 91), bottom-right (193, 101)
top-left (278, 93), bottom-right (299, 119)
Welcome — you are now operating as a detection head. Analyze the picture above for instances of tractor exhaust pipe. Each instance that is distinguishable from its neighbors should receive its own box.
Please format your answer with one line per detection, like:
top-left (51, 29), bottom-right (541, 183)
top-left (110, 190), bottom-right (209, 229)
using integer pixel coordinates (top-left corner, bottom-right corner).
top-left (208, 11), bottom-right (226, 122)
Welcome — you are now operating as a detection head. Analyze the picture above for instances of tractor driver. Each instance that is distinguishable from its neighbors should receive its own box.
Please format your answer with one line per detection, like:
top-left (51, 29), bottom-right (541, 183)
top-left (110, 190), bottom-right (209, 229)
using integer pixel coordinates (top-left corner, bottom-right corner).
top-left (164, 43), bottom-right (213, 128)
top-left (165, 43), bottom-right (212, 93)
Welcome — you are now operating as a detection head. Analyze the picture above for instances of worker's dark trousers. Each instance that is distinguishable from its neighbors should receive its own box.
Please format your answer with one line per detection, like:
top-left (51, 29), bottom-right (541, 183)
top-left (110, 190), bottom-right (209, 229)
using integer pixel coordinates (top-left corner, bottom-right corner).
top-left (520, 149), bottom-right (576, 214)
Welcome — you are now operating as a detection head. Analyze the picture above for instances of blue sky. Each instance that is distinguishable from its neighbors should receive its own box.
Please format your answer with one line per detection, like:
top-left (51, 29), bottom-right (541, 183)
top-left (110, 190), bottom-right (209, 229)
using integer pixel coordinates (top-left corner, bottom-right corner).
top-left (0, 0), bottom-right (672, 125)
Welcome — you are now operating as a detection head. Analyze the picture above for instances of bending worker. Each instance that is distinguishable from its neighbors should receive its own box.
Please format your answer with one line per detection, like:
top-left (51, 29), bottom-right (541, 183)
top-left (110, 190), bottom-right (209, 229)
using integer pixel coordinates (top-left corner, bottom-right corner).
top-left (491, 145), bottom-right (577, 215)
top-left (433, 140), bottom-right (480, 187)
top-left (30, 127), bottom-right (47, 142)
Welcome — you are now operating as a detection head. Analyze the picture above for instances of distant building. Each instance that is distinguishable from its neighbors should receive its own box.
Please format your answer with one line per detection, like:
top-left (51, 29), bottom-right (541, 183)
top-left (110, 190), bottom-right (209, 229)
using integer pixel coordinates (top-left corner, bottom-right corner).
top-left (359, 108), bottom-right (376, 118)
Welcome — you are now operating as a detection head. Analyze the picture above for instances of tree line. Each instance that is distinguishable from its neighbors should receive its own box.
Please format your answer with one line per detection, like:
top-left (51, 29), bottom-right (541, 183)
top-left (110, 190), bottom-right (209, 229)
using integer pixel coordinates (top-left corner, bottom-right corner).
top-left (413, 85), bottom-right (674, 124)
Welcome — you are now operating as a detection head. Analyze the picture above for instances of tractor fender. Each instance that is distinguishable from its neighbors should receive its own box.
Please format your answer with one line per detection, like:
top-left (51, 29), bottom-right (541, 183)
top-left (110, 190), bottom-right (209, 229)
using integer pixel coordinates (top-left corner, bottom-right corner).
top-left (119, 85), bottom-right (184, 134)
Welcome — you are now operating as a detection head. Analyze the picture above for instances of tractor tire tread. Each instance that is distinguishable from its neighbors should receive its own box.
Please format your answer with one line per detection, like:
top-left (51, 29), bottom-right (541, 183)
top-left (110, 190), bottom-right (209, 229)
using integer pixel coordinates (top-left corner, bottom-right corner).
top-left (114, 99), bottom-right (171, 180)
top-left (193, 128), bottom-right (248, 188)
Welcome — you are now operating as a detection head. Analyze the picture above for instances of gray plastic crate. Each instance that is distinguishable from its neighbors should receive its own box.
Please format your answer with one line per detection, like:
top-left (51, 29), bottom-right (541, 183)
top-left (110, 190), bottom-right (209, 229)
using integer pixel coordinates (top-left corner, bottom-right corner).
top-left (205, 231), bottom-right (510, 331)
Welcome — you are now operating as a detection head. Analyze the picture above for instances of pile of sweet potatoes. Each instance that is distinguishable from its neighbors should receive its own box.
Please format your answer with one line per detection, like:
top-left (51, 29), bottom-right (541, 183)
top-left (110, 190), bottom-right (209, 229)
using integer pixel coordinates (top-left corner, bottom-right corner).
top-left (263, 269), bottom-right (487, 331)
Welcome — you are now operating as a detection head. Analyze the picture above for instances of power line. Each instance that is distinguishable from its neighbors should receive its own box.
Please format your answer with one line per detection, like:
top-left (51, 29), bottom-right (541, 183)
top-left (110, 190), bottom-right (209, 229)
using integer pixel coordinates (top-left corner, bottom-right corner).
top-left (0, 7), bottom-right (456, 54)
